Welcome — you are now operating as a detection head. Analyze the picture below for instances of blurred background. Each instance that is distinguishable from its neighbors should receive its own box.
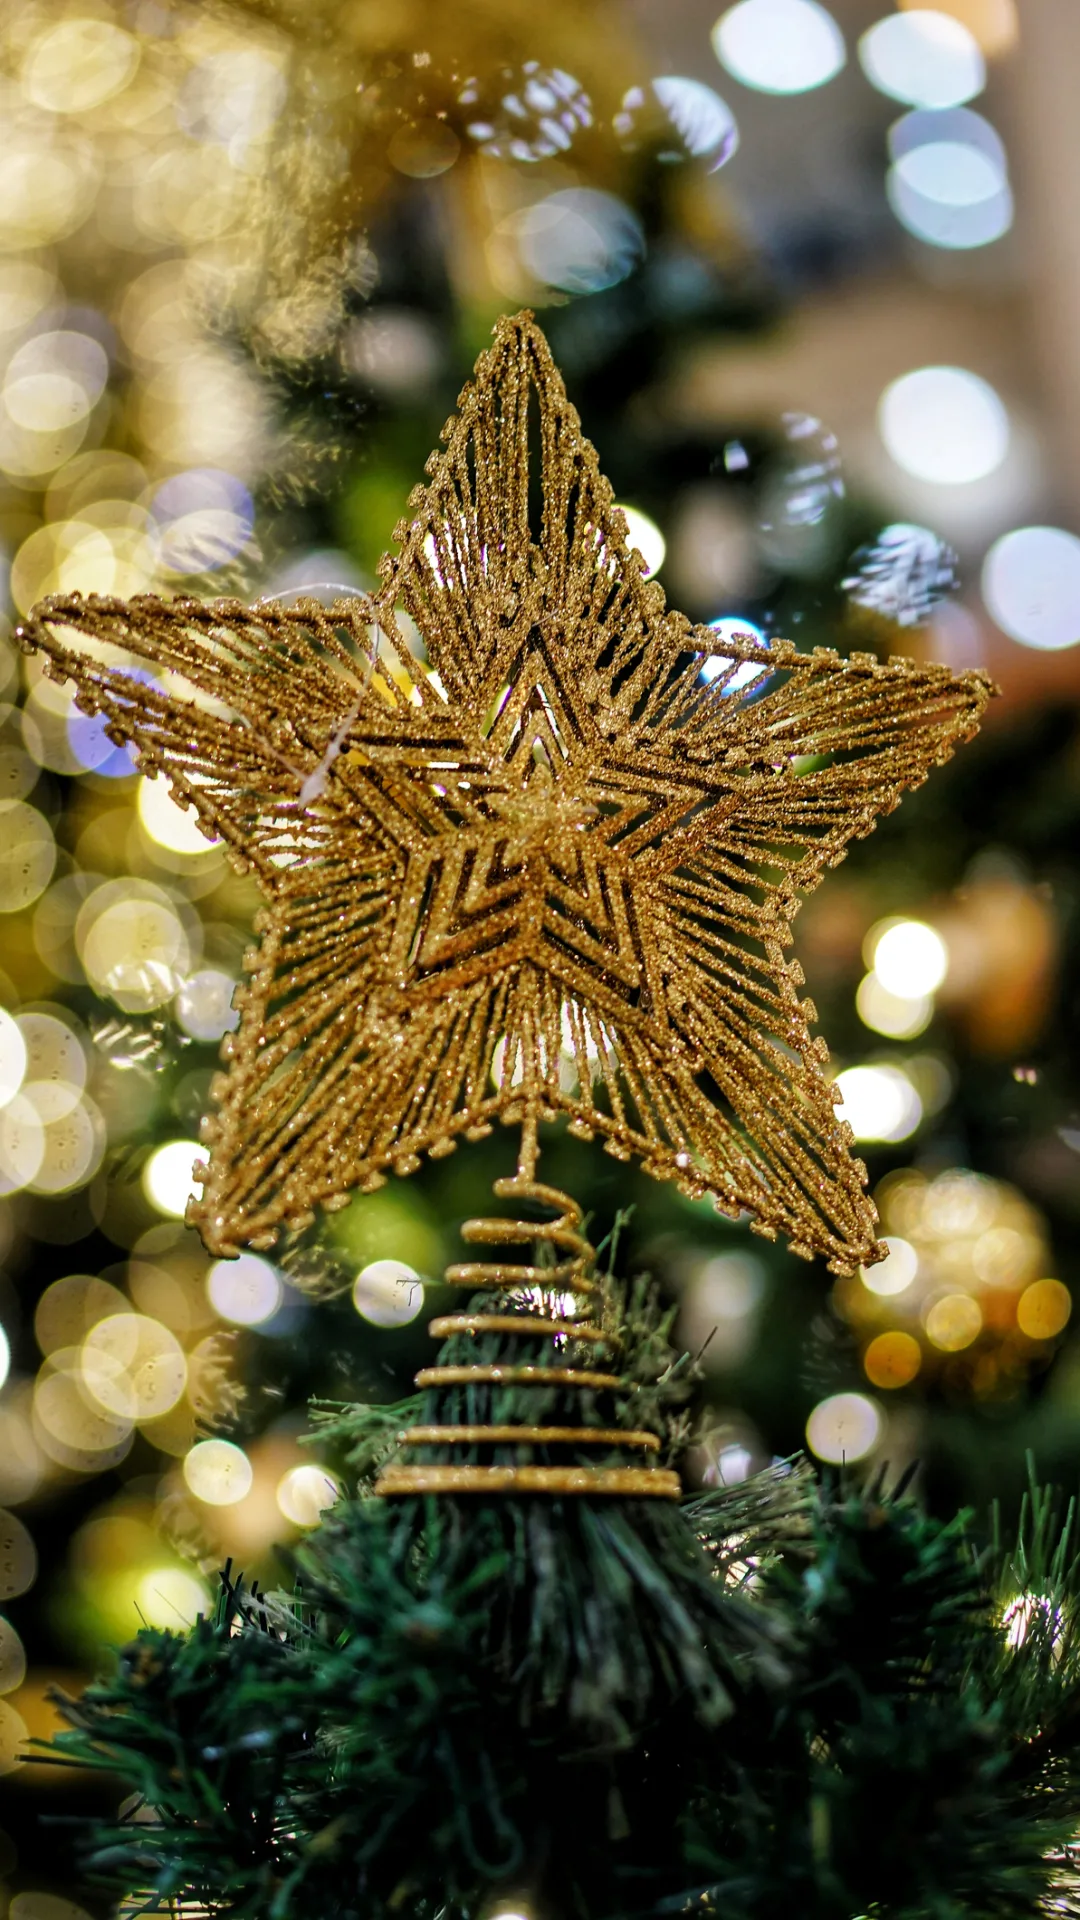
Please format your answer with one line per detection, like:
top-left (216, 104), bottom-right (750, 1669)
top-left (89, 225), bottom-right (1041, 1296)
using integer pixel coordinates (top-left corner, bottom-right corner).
top-left (1, 0), bottom-right (1080, 1899)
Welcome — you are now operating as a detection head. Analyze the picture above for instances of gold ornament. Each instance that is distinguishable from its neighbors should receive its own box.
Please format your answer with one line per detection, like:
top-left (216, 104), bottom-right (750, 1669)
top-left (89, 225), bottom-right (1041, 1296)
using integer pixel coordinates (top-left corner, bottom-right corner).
top-left (18, 312), bottom-right (991, 1285)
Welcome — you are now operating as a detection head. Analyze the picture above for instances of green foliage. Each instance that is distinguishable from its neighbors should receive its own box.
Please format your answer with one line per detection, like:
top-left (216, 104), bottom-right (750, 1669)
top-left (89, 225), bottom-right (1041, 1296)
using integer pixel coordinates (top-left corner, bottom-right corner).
top-left (46, 1459), bottom-right (1080, 1920)
top-left (42, 1257), bottom-right (1080, 1920)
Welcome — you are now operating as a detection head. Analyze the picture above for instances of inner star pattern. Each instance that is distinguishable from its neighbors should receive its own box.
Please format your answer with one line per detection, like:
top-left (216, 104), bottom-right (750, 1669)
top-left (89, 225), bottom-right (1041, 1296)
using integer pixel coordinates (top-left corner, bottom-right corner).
top-left (17, 312), bottom-right (992, 1271)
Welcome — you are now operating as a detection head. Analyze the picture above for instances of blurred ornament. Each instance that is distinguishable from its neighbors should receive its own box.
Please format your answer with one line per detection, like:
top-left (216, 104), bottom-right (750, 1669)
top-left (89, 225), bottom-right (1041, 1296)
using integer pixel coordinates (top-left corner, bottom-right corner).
top-left (757, 412), bottom-right (844, 575)
top-left (458, 62), bottom-right (593, 162)
top-left (613, 77), bottom-right (738, 172)
top-left (843, 523), bottom-right (959, 629)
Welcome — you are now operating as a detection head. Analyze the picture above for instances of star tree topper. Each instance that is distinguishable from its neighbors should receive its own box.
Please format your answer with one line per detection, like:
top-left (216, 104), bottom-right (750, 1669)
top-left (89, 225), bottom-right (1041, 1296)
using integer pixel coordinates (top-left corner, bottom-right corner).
top-left (18, 313), bottom-right (991, 1272)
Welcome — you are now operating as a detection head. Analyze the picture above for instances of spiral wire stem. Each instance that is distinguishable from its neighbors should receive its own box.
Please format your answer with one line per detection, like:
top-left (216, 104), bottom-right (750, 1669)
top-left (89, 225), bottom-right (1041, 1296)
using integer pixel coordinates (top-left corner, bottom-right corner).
top-left (374, 1119), bottom-right (680, 1498)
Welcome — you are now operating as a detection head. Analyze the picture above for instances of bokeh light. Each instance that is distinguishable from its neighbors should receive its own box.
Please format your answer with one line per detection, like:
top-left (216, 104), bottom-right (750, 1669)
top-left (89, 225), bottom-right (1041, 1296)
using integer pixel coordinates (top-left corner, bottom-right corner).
top-left (136, 1566), bottom-right (210, 1628)
top-left (137, 776), bottom-right (220, 858)
top-left (878, 366), bottom-right (1008, 485)
top-left (351, 1259), bottom-right (424, 1328)
top-left (805, 1392), bottom-right (881, 1463)
top-left (183, 1438), bottom-right (253, 1506)
top-left (898, 0), bottom-right (1017, 57)
top-left (925, 1291), bottom-right (983, 1350)
top-left (856, 973), bottom-right (933, 1040)
top-left (981, 527), bottom-right (1080, 651)
top-left (862, 1236), bottom-right (920, 1297)
top-left (142, 1140), bottom-right (201, 1218)
top-left (833, 1065), bottom-right (923, 1142)
top-left (863, 1329), bottom-right (922, 1388)
top-left (1016, 1279), bottom-right (1072, 1342)
top-left (867, 919), bottom-right (949, 996)
top-left (175, 969), bottom-right (240, 1043)
top-left (0, 1012), bottom-right (27, 1108)
top-left (276, 1464), bottom-right (340, 1527)
top-left (712, 0), bottom-right (846, 96)
top-left (859, 10), bottom-right (985, 109)
top-left (511, 189), bottom-right (645, 296)
top-left (616, 506), bottom-right (666, 578)
top-left (207, 1254), bottom-right (282, 1327)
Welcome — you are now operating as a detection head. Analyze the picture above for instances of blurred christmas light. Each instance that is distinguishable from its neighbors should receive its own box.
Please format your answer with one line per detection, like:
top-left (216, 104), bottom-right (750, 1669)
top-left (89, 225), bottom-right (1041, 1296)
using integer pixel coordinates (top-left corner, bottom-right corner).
top-left (925, 1291), bottom-right (982, 1350)
top-left (0, 1096), bottom-right (46, 1195)
top-left (886, 104), bottom-right (1011, 248)
top-left (1016, 1279), bottom-right (1071, 1341)
top-left (805, 1391), bottom-right (881, 1463)
top-left (142, 1140), bottom-right (201, 1218)
top-left (352, 1259), bottom-right (423, 1328)
top-left (711, 0), bottom-right (846, 95)
top-left (0, 1618), bottom-right (26, 1696)
top-left (0, 1329), bottom-right (9, 1396)
top-left (345, 309), bottom-right (443, 398)
top-left (23, 18), bottom-right (140, 114)
top-left (511, 189), bottom-right (645, 296)
top-left (981, 527), bottom-right (1080, 651)
top-left (138, 776), bottom-right (221, 857)
top-left (861, 1236), bottom-right (919, 1297)
top-left (878, 366), bottom-right (1008, 484)
top-left (151, 468), bottom-right (255, 576)
top-left (0, 804), bottom-right (56, 912)
top-left (866, 918), bottom-right (949, 996)
top-left (859, 10), bottom-right (985, 108)
top-left (614, 77), bottom-right (739, 171)
top-left (856, 972), bottom-right (933, 1040)
top-left (183, 1438), bottom-right (253, 1506)
top-left (0, 1701), bottom-right (28, 1777)
top-left (833, 1065), bottom-right (923, 1142)
top-left (207, 1253), bottom-right (282, 1327)
top-left (0, 1012), bottom-right (27, 1109)
top-left (175, 969), bottom-right (240, 1043)
top-left (678, 1251), bottom-right (765, 1368)
top-left (0, 1510), bottom-right (37, 1600)
top-left (276, 1464), bottom-right (340, 1527)
top-left (863, 1328), bottom-right (922, 1388)
top-left (615, 505), bottom-right (666, 578)
top-left (78, 881), bottom-right (192, 1011)
top-left (136, 1566), bottom-right (209, 1628)
top-left (82, 1312), bottom-right (187, 1420)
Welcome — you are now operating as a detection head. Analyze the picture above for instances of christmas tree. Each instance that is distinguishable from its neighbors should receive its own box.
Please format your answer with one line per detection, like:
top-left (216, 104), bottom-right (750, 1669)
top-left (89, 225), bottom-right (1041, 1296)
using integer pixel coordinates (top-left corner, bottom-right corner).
top-left (22, 312), bottom-right (1079, 1920)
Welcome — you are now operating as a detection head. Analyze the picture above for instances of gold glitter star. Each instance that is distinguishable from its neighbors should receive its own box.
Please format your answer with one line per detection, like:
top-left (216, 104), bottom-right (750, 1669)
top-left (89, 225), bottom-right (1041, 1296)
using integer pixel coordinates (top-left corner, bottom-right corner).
top-left (18, 312), bottom-right (991, 1273)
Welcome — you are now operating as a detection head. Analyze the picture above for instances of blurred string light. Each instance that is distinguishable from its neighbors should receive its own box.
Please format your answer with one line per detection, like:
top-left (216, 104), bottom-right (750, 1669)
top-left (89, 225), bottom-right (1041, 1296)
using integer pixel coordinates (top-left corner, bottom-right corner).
top-left (886, 107), bottom-right (1012, 249)
top-left (878, 366), bottom-right (1008, 485)
top-left (613, 77), bottom-right (739, 172)
top-left (0, 802), bottom-right (56, 913)
top-left (352, 1258), bottom-right (424, 1328)
top-left (898, 0), bottom-right (1018, 57)
top-left (833, 1063), bottom-right (923, 1142)
top-left (142, 1140), bottom-right (201, 1219)
top-left (701, 617), bottom-right (770, 690)
top-left (981, 527), bottom-right (1080, 651)
top-left (836, 1170), bottom-right (1068, 1401)
top-left (805, 1391), bottom-right (881, 1463)
top-left (677, 1250), bottom-right (766, 1368)
top-left (276, 1463), bottom-right (340, 1527)
top-left (842, 522), bottom-right (959, 627)
top-left (207, 1253), bottom-right (282, 1327)
top-left (183, 1437), bottom-right (253, 1506)
top-left (859, 10), bottom-right (985, 109)
top-left (711, 0), bottom-right (846, 95)
top-left (509, 189), bottom-right (645, 296)
top-left (616, 505), bottom-right (666, 578)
